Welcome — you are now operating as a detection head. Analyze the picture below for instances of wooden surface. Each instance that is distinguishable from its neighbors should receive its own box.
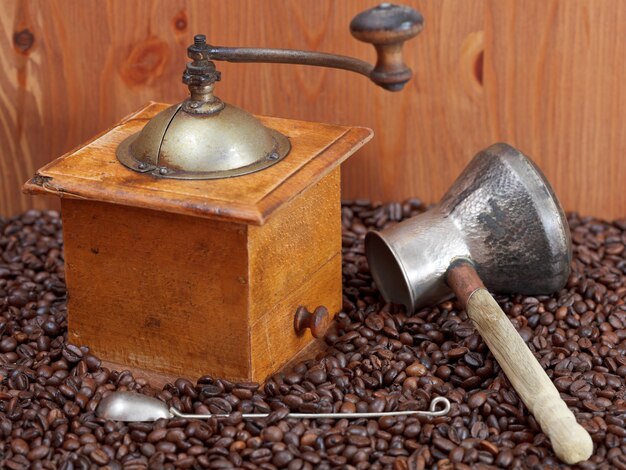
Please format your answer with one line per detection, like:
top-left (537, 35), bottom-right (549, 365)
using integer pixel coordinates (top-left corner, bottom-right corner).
top-left (101, 335), bottom-right (330, 390)
top-left (249, 170), bottom-right (342, 379)
top-left (62, 198), bottom-right (252, 380)
top-left (60, 160), bottom-right (347, 383)
top-left (2, 1), bottom-right (626, 218)
top-left (95, 168), bottom-right (342, 387)
top-left (23, 102), bottom-right (372, 225)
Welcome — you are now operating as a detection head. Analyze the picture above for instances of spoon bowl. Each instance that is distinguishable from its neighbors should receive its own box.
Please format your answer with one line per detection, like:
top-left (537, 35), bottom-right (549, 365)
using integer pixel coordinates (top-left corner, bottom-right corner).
top-left (97, 391), bottom-right (172, 422)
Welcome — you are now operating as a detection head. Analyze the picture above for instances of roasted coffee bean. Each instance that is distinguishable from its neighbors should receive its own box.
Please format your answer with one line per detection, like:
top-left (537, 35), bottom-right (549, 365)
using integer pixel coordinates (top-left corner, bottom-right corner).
top-left (496, 448), bottom-right (514, 467)
top-left (467, 391), bottom-right (487, 409)
top-left (365, 313), bottom-right (384, 331)
top-left (406, 362), bottom-right (427, 377)
top-left (27, 445), bottom-right (49, 461)
top-left (89, 448), bottom-right (110, 465)
top-left (463, 351), bottom-right (484, 367)
top-left (447, 347), bottom-right (468, 359)
top-left (261, 425), bottom-right (284, 442)
top-left (0, 336), bottom-right (17, 352)
top-left (10, 438), bottom-right (29, 455)
top-left (305, 367), bottom-right (327, 385)
top-left (1, 206), bottom-right (625, 468)
top-left (62, 344), bottom-right (83, 362)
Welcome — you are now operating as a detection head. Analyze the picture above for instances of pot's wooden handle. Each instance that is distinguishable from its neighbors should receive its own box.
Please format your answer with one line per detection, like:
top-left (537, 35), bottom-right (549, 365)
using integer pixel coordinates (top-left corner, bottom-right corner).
top-left (466, 289), bottom-right (593, 464)
top-left (447, 262), bottom-right (593, 465)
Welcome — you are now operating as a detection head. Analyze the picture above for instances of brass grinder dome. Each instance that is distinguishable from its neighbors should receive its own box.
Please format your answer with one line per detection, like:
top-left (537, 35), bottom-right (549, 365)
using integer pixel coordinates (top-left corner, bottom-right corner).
top-left (116, 100), bottom-right (290, 180)
top-left (116, 36), bottom-right (290, 180)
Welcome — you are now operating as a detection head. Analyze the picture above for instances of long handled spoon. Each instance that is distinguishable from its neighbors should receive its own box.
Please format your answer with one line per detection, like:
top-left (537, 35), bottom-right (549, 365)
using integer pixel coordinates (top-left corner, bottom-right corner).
top-left (96, 391), bottom-right (450, 422)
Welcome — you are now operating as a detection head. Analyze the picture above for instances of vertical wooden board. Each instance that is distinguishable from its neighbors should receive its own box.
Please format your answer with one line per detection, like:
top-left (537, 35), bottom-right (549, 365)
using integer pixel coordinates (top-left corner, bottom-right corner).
top-left (0, 0), bottom-right (488, 215)
top-left (250, 253), bottom-right (342, 381)
top-left (247, 169), bottom-right (342, 380)
top-left (3, 0), bottom-right (626, 218)
top-left (337, 0), bottom-right (491, 209)
top-left (0, 0), bottom-right (189, 216)
top-left (62, 199), bottom-right (251, 380)
top-left (248, 169), bottom-right (342, 323)
top-left (483, 0), bottom-right (626, 219)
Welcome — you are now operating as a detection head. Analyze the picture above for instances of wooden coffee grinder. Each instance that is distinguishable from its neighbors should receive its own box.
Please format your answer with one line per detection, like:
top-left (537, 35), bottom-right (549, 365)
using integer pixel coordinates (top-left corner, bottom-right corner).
top-left (24, 4), bottom-right (423, 383)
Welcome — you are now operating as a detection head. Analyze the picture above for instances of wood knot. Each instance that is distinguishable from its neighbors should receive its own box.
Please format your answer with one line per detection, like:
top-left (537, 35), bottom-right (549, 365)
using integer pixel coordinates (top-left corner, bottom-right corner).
top-left (120, 36), bottom-right (170, 87)
top-left (459, 31), bottom-right (485, 97)
top-left (14, 28), bottom-right (35, 54)
top-left (173, 10), bottom-right (188, 32)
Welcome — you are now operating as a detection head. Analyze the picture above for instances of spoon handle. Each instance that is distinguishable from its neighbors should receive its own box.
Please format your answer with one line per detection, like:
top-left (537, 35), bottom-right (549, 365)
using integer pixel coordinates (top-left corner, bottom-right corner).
top-left (170, 396), bottom-right (450, 420)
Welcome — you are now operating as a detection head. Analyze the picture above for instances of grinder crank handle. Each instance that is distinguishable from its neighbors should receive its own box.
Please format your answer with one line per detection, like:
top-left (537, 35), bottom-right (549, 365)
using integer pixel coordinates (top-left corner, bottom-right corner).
top-left (447, 261), bottom-right (593, 465)
top-left (203, 4), bottom-right (423, 91)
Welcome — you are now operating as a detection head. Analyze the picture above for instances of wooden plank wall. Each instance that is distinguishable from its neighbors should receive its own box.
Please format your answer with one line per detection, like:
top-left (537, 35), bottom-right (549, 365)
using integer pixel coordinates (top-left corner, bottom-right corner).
top-left (1, 0), bottom-right (625, 218)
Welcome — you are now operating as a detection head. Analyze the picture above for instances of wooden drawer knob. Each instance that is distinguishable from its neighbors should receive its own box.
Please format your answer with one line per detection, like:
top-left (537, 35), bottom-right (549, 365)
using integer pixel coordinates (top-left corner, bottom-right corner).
top-left (294, 306), bottom-right (330, 338)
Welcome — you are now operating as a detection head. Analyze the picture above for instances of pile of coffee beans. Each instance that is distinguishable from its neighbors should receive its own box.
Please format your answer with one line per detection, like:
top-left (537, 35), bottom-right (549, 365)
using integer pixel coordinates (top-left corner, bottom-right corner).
top-left (1, 202), bottom-right (625, 469)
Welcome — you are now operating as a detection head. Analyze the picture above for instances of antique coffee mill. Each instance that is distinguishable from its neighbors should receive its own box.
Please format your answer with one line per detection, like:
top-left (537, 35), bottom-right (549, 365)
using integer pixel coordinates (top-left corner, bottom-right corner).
top-left (24, 4), bottom-right (423, 383)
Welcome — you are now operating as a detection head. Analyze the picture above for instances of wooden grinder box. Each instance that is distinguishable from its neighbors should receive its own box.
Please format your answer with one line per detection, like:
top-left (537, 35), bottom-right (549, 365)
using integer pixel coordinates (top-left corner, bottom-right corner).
top-left (25, 102), bottom-right (372, 382)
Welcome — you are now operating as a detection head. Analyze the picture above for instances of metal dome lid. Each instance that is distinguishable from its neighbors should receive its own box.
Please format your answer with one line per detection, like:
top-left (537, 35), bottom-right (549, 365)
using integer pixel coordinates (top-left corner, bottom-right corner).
top-left (116, 36), bottom-right (290, 180)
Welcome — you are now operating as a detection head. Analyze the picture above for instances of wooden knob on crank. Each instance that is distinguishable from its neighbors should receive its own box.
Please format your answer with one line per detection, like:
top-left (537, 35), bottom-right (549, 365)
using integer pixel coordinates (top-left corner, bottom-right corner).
top-left (350, 3), bottom-right (423, 91)
top-left (294, 306), bottom-right (330, 338)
